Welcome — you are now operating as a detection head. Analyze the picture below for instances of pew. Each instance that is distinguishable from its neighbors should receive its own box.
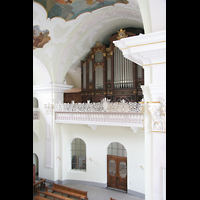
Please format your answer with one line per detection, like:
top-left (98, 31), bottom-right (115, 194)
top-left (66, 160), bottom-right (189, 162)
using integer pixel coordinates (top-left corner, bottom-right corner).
top-left (33, 178), bottom-right (46, 194)
top-left (38, 191), bottom-right (72, 200)
top-left (46, 186), bottom-right (81, 200)
top-left (33, 195), bottom-right (50, 199)
top-left (110, 198), bottom-right (116, 200)
top-left (51, 183), bottom-right (88, 200)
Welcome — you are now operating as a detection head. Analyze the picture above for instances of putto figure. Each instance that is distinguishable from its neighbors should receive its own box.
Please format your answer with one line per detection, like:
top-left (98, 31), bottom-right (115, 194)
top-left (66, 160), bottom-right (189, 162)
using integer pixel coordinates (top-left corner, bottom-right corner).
top-left (33, 25), bottom-right (51, 50)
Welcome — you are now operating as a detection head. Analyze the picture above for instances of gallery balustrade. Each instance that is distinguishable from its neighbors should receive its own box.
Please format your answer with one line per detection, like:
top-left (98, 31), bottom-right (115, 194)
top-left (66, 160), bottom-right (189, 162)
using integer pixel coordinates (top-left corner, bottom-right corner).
top-left (54, 98), bottom-right (144, 128)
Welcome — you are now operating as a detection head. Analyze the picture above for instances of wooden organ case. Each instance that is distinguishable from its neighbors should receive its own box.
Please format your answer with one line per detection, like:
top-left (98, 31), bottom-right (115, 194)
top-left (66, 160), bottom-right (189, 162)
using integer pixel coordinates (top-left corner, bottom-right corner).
top-left (81, 28), bottom-right (144, 103)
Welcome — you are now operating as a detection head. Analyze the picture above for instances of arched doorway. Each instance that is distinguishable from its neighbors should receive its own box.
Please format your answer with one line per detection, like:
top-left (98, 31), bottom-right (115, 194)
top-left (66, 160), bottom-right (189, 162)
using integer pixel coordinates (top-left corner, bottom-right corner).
top-left (107, 142), bottom-right (127, 191)
top-left (33, 153), bottom-right (39, 180)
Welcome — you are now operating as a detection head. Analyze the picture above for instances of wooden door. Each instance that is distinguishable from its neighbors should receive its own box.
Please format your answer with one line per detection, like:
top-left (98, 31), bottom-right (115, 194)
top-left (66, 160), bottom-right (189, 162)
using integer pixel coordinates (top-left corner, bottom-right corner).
top-left (107, 155), bottom-right (127, 191)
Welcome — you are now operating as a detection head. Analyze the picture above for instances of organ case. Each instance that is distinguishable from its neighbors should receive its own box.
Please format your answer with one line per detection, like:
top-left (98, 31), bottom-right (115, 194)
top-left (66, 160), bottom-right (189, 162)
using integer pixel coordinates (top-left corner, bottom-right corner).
top-left (80, 28), bottom-right (144, 103)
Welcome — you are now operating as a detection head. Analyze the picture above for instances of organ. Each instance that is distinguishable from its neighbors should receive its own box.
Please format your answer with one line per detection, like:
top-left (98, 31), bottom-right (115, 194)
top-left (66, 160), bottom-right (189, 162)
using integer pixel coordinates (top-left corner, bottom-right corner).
top-left (64, 28), bottom-right (144, 103)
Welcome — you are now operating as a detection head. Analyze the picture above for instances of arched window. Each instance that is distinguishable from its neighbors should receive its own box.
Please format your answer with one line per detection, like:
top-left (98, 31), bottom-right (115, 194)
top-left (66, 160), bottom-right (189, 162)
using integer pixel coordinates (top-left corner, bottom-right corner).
top-left (71, 138), bottom-right (86, 170)
top-left (33, 97), bottom-right (39, 108)
top-left (107, 142), bottom-right (127, 157)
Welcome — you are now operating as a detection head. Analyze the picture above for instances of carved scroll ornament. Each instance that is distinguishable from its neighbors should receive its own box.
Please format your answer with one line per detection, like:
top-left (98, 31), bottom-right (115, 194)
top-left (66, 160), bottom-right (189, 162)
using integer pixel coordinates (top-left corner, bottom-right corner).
top-left (148, 97), bottom-right (166, 132)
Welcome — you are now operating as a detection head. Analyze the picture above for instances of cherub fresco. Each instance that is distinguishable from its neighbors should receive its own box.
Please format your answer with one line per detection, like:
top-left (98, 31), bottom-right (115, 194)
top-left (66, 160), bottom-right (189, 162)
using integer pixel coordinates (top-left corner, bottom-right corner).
top-left (34, 0), bottom-right (129, 21)
top-left (33, 25), bottom-right (51, 50)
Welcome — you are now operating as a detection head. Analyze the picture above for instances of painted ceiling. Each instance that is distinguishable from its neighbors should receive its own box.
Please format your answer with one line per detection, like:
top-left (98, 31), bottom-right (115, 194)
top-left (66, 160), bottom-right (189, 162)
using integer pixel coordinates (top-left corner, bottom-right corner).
top-left (34, 0), bottom-right (129, 21)
top-left (33, 0), bottom-right (143, 87)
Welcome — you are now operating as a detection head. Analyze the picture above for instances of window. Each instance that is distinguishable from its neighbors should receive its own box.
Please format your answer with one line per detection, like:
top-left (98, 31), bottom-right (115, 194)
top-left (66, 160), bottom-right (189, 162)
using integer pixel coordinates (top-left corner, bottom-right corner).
top-left (33, 97), bottom-right (39, 108)
top-left (107, 142), bottom-right (127, 157)
top-left (71, 138), bottom-right (86, 170)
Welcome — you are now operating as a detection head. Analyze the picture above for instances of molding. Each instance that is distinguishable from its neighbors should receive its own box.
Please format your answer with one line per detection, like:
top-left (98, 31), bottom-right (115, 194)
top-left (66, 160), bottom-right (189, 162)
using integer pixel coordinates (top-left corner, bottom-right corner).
top-left (143, 62), bottom-right (166, 66)
top-left (55, 120), bottom-right (143, 128)
top-left (114, 30), bottom-right (166, 50)
top-left (33, 83), bottom-right (73, 93)
top-left (120, 40), bottom-right (166, 50)
top-left (57, 179), bottom-right (106, 188)
top-left (150, 130), bottom-right (166, 133)
top-left (113, 30), bottom-right (166, 67)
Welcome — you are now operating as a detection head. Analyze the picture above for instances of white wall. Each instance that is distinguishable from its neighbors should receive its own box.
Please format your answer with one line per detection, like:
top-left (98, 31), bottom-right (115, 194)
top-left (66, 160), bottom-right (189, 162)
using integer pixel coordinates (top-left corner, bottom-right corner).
top-left (33, 91), bottom-right (55, 181)
top-left (59, 124), bottom-right (145, 194)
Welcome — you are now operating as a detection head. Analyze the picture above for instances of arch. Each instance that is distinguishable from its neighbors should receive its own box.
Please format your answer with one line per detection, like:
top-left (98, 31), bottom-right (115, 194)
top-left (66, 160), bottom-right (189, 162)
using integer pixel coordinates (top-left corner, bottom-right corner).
top-left (71, 138), bottom-right (86, 170)
top-left (33, 153), bottom-right (39, 179)
top-left (107, 142), bottom-right (127, 157)
top-left (33, 131), bottom-right (39, 143)
top-left (33, 55), bottom-right (52, 85)
top-left (56, 5), bottom-right (143, 83)
top-left (107, 142), bottom-right (127, 191)
top-left (95, 50), bottom-right (103, 63)
top-left (33, 97), bottom-right (39, 108)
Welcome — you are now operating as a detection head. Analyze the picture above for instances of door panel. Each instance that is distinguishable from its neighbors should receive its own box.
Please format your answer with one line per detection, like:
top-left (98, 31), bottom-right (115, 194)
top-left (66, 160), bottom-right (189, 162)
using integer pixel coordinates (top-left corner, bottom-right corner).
top-left (107, 155), bottom-right (127, 191)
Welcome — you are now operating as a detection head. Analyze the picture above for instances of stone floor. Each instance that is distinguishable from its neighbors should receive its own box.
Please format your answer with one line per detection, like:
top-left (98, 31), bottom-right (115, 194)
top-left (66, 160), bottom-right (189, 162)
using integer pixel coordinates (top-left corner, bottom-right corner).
top-left (33, 182), bottom-right (144, 200)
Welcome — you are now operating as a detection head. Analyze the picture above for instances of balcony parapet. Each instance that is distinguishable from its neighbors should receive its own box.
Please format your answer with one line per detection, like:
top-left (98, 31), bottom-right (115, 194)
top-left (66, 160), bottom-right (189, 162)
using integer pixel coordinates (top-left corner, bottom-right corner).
top-left (54, 98), bottom-right (144, 129)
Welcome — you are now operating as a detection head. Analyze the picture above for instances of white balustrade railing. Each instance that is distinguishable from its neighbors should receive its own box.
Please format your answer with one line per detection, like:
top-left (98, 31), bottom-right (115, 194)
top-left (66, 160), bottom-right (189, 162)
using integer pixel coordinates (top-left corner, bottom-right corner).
top-left (54, 98), bottom-right (143, 127)
top-left (55, 111), bottom-right (143, 126)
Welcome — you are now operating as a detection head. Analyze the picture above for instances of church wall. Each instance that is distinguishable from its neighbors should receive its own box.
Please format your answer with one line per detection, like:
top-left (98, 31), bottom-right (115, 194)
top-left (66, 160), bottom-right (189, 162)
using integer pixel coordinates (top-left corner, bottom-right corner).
top-left (59, 124), bottom-right (145, 195)
top-left (33, 91), bottom-right (55, 181)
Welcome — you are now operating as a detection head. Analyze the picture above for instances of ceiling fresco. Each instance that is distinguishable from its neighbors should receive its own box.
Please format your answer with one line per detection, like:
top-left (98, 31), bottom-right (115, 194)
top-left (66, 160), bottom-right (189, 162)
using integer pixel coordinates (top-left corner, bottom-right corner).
top-left (33, 25), bottom-right (51, 50)
top-left (34, 0), bottom-right (129, 21)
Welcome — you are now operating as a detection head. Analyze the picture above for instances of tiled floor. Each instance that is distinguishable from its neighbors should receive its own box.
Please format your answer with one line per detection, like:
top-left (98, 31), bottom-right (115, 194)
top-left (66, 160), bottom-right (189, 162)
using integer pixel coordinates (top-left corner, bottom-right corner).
top-left (33, 182), bottom-right (144, 200)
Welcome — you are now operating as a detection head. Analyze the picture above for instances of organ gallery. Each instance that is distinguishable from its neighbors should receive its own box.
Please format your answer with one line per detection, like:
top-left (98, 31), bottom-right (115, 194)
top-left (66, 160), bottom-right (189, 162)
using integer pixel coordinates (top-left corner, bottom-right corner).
top-left (64, 28), bottom-right (144, 103)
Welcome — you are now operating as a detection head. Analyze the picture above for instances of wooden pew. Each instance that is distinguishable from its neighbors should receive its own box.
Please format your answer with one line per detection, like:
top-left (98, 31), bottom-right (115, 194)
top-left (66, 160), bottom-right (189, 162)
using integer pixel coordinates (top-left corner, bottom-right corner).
top-left (110, 198), bottom-right (116, 200)
top-left (46, 186), bottom-right (81, 200)
top-left (51, 183), bottom-right (88, 200)
top-left (38, 191), bottom-right (71, 200)
top-left (33, 178), bottom-right (46, 194)
top-left (33, 195), bottom-right (50, 199)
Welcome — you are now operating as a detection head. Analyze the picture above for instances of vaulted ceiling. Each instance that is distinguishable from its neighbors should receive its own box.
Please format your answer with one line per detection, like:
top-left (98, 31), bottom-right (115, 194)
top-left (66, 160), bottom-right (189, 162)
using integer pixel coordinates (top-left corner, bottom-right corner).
top-left (33, 0), bottom-right (144, 88)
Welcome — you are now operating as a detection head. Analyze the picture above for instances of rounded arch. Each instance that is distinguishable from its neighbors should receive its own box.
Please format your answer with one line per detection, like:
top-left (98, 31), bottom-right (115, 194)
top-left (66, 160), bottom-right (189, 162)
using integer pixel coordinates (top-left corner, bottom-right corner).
top-left (56, 4), bottom-right (143, 83)
top-left (107, 142), bottom-right (127, 157)
top-left (33, 131), bottom-right (40, 143)
top-left (33, 97), bottom-right (39, 108)
top-left (33, 55), bottom-right (52, 85)
top-left (71, 138), bottom-right (86, 170)
top-left (33, 153), bottom-right (39, 178)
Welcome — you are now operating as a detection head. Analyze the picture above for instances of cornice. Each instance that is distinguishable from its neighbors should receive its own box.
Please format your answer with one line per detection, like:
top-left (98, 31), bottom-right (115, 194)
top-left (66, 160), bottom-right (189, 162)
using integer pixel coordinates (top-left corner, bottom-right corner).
top-left (33, 83), bottom-right (73, 93)
top-left (113, 30), bottom-right (166, 66)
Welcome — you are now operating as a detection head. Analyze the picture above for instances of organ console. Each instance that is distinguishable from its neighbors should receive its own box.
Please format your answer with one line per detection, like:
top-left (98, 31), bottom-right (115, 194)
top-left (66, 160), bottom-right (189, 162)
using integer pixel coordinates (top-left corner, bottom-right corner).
top-left (64, 28), bottom-right (144, 103)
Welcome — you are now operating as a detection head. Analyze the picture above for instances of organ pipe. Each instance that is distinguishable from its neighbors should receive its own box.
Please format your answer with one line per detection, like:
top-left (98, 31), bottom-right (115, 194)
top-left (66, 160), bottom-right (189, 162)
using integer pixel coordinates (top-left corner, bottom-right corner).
top-left (83, 63), bottom-right (86, 89)
top-left (114, 47), bottom-right (133, 89)
top-left (95, 66), bottom-right (103, 90)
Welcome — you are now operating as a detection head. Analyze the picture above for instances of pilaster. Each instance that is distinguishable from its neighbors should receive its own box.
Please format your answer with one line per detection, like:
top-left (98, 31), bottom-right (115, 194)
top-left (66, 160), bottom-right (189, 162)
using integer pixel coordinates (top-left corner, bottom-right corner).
top-left (33, 83), bottom-right (73, 180)
top-left (114, 30), bottom-right (166, 200)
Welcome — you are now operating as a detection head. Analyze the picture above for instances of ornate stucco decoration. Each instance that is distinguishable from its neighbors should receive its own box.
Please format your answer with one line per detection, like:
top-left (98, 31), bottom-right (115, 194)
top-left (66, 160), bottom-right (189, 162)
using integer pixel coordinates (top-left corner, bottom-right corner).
top-left (116, 28), bottom-right (128, 40)
top-left (54, 98), bottom-right (141, 113)
top-left (44, 103), bottom-right (54, 115)
top-left (148, 96), bottom-right (166, 132)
